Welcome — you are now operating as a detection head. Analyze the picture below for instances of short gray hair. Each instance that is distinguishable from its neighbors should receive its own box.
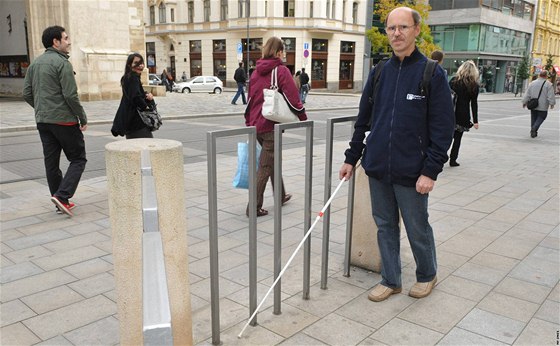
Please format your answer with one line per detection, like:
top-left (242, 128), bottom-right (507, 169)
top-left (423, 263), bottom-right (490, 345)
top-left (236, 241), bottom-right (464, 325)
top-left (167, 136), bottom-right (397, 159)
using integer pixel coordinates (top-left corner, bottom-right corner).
top-left (385, 7), bottom-right (422, 26)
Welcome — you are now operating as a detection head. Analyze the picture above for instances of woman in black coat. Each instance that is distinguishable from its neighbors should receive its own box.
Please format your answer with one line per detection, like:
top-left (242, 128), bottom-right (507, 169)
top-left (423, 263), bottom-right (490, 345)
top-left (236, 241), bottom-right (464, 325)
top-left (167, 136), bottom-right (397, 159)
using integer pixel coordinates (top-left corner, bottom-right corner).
top-left (111, 53), bottom-right (154, 139)
top-left (449, 60), bottom-right (479, 167)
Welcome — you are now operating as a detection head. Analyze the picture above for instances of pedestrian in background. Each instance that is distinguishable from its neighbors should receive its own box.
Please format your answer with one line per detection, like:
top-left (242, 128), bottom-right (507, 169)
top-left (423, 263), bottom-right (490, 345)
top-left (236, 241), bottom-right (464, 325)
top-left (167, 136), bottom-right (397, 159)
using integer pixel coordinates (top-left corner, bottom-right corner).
top-left (161, 69), bottom-right (172, 92)
top-left (522, 70), bottom-right (556, 138)
top-left (339, 7), bottom-right (454, 302)
top-left (299, 67), bottom-right (310, 103)
top-left (244, 36), bottom-right (307, 217)
top-left (430, 50), bottom-right (447, 79)
top-left (111, 53), bottom-right (155, 139)
top-left (231, 62), bottom-right (247, 105)
top-left (23, 25), bottom-right (88, 217)
top-left (448, 60), bottom-right (480, 167)
top-left (181, 71), bottom-right (188, 82)
top-left (294, 70), bottom-right (302, 95)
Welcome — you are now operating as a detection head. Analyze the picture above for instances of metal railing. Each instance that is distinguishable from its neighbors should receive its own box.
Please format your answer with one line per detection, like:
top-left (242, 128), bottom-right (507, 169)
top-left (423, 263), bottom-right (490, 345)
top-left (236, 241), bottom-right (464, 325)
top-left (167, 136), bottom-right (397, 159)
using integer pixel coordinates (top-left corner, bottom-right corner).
top-left (206, 127), bottom-right (258, 345)
top-left (141, 150), bottom-right (173, 346)
top-left (273, 120), bottom-right (314, 313)
top-left (321, 116), bottom-right (358, 288)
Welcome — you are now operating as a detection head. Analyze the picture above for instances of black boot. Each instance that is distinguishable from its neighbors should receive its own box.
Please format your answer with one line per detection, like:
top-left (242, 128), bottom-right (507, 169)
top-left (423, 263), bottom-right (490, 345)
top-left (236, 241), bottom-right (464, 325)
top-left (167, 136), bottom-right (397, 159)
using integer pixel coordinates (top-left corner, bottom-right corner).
top-left (450, 160), bottom-right (460, 167)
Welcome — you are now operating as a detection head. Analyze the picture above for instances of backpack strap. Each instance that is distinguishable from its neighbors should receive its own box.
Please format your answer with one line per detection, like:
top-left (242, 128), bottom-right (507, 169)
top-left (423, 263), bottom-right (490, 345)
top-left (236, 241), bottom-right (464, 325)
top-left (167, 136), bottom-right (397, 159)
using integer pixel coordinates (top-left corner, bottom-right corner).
top-left (369, 58), bottom-right (389, 105)
top-left (421, 58), bottom-right (438, 98)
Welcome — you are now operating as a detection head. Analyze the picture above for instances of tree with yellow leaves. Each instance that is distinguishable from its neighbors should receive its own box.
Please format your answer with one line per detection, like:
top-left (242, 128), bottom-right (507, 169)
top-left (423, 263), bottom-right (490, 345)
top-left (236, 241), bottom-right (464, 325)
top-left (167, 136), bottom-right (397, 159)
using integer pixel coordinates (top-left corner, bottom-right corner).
top-left (367, 0), bottom-right (440, 58)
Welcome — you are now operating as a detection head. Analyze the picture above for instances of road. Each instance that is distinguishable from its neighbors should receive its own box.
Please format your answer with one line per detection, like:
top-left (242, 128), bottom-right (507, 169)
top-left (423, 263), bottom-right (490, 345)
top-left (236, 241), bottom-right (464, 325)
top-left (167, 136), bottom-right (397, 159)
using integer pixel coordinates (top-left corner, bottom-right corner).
top-left (0, 99), bottom-right (556, 186)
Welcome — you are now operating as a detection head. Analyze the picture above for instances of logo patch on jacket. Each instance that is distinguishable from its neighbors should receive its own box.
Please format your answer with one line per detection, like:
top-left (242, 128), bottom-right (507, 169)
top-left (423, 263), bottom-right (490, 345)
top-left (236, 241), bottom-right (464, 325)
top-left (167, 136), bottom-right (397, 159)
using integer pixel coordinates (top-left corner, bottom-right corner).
top-left (406, 93), bottom-right (425, 100)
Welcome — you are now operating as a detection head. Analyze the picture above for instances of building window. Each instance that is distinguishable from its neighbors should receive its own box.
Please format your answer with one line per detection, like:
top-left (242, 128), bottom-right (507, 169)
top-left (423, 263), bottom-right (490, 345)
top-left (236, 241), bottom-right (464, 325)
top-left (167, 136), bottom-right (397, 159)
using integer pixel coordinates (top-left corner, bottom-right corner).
top-left (332, 0), bottom-right (336, 19)
top-left (150, 6), bottom-right (155, 25)
top-left (204, 0), bottom-right (211, 21)
top-left (239, 0), bottom-right (248, 18)
top-left (221, 0), bottom-right (228, 20)
top-left (310, 1), bottom-right (314, 17)
top-left (188, 1), bottom-right (194, 23)
top-left (523, 3), bottom-right (533, 20)
top-left (352, 2), bottom-right (358, 24)
top-left (341, 41), bottom-right (354, 53)
top-left (313, 39), bottom-right (328, 52)
top-left (282, 37), bottom-right (296, 51)
top-left (213, 39), bottom-right (226, 52)
top-left (159, 2), bottom-right (166, 23)
top-left (190, 40), bottom-right (202, 53)
top-left (326, 0), bottom-right (331, 18)
top-left (171, 8), bottom-right (175, 22)
top-left (284, 0), bottom-right (295, 17)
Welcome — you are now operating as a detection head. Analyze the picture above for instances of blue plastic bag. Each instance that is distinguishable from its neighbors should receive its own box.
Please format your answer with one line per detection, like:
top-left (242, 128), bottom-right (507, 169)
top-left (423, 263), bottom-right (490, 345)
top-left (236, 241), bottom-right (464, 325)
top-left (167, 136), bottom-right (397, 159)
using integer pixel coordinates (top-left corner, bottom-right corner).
top-left (233, 142), bottom-right (261, 189)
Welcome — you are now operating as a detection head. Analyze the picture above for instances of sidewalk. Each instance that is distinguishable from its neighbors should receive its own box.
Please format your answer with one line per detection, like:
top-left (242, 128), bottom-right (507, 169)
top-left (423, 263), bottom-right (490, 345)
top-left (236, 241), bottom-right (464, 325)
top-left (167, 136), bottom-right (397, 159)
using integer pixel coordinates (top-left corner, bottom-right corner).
top-left (1, 92), bottom-right (558, 345)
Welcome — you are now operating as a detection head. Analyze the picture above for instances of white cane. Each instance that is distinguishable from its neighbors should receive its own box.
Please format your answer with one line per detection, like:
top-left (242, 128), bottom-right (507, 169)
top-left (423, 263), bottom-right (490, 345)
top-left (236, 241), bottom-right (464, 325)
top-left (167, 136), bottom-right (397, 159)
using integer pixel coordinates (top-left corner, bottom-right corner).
top-left (238, 177), bottom-right (348, 338)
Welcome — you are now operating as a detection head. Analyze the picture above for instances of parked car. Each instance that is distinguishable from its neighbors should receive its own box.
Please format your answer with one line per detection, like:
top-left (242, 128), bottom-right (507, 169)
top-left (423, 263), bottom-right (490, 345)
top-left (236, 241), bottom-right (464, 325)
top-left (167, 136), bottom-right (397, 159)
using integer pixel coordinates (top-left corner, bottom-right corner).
top-left (149, 73), bottom-right (162, 85)
top-left (172, 76), bottom-right (223, 94)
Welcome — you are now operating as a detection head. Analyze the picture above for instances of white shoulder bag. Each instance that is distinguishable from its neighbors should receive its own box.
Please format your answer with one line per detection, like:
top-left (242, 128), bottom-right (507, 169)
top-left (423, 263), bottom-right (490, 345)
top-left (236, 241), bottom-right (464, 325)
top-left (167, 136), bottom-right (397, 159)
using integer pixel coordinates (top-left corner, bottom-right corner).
top-left (262, 67), bottom-right (299, 123)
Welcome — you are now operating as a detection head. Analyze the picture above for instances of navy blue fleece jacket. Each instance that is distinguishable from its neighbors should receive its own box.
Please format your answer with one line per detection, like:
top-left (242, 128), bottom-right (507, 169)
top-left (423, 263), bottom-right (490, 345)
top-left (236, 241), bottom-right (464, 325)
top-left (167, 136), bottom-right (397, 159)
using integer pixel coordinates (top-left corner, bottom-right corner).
top-left (344, 48), bottom-right (454, 187)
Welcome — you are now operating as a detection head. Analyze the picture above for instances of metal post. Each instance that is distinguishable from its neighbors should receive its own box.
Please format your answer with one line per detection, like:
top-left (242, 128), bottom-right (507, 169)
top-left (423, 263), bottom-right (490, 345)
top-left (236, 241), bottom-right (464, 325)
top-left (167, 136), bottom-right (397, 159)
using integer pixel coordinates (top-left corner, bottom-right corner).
top-left (363, 0), bottom-right (374, 86)
top-left (320, 116), bottom-right (357, 287)
top-left (273, 121), bottom-right (314, 313)
top-left (207, 127), bottom-right (258, 344)
top-left (246, 0), bottom-right (250, 79)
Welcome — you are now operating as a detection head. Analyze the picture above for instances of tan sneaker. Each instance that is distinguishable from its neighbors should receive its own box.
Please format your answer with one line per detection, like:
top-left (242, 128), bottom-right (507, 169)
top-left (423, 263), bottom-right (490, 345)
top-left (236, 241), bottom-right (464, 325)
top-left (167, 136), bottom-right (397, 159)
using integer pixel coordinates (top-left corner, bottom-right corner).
top-left (409, 276), bottom-right (437, 298)
top-left (368, 284), bottom-right (402, 302)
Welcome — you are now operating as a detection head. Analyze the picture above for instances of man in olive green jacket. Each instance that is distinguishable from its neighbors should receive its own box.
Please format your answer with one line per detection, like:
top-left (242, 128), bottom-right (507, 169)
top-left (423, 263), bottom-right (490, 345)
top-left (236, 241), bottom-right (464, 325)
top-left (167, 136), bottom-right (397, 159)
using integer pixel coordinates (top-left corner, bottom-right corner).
top-left (23, 25), bottom-right (87, 217)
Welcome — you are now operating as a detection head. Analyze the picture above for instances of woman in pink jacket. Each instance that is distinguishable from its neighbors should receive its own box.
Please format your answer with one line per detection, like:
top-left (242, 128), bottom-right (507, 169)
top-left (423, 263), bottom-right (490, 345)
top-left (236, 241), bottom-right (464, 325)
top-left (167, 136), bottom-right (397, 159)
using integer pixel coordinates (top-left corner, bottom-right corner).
top-left (244, 36), bottom-right (307, 217)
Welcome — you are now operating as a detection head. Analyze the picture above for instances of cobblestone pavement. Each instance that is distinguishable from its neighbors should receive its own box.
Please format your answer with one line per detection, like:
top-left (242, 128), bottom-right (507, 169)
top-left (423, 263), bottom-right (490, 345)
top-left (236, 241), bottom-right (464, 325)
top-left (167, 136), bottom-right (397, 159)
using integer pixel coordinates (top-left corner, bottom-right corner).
top-left (1, 91), bottom-right (558, 345)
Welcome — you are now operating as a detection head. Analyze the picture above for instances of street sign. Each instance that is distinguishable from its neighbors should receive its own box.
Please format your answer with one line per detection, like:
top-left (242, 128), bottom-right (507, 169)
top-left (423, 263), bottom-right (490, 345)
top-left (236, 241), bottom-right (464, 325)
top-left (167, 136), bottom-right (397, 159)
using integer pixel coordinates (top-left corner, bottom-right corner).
top-left (303, 42), bottom-right (310, 67)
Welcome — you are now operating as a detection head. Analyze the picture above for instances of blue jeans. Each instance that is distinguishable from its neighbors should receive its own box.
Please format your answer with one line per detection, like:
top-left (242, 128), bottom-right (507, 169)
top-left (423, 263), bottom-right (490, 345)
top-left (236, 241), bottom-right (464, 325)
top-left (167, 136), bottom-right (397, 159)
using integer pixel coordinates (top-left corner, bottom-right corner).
top-left (530, 110), bottom-right (547, 132)
top-left (368, 177), bottom-right (437, 288)
top-left (299, 84), bottom-right (309, 103)
top-left (232, 82), bottom-right (246, 104)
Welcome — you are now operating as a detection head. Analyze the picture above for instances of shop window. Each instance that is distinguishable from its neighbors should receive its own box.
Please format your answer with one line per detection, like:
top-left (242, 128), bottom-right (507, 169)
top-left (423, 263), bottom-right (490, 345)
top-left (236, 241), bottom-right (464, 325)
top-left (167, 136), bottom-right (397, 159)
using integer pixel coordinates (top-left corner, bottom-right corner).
top-left (213, 40), bottom-right (226, 52)
top-left (282, 37), bottom-right (296, 52)
top-left (190, 40), bottom-right (201, 53)
top-left (312, 39), bottom-right (328, 52)
top-left (341, 41), bottom-right (354, 53)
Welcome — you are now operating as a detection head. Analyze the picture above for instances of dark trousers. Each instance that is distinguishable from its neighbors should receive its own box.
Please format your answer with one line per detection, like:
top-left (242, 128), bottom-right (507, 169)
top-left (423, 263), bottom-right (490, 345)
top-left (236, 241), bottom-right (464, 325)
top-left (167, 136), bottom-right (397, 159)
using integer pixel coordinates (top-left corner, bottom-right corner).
top-left (449, 130), bottom-right (464, 162)
top-left (530, 110), bottom-right (548, 133)
top-left (126, 127), bottom-right (153, 139)
top-left (232, 82), bottom-right (247, 104)
top-left (253, 131), bottom-right (286, 210)
top-left (37, 123), bottom-right (87, 203)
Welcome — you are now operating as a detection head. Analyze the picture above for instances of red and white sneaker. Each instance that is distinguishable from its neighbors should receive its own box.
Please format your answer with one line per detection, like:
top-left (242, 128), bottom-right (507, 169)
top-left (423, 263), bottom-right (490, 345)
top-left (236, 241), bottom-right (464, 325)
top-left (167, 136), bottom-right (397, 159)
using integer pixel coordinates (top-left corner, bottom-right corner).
top-left (55, 202), bottom-right (75, 214)
top-left (51, 196), bottom-right (74, 217)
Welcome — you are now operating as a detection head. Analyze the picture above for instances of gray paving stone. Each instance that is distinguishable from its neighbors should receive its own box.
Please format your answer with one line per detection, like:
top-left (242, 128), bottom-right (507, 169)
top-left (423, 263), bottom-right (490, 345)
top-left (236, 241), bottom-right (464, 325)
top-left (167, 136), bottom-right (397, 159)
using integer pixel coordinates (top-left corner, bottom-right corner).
top-left (211, 319), bottom-right (284, 346)
top-left (513, 318), bottom-right (559, 346)
top-left (63, 316), bottom-right (120, 346)
top-left (3, 244), bottom-right (53, 264)
top-left (62, 257), bottom-right (113, 279)
top-left (279, 332), bottom-right (326, 345)
top-left (0, 322), bottom-right (41, 345)
top-left (220, 262), bottom-right (273, 286)
top-left (534, 299), bottom-right (559, 324)
top-left (484, 235), bottom-right (538, 260)
top-left (548, 283), bottom-right (560, 302)
top-left (526, 246), bottom-right (559, 264)
top-left (35, 335), bottom-right (73, 345)
top-left (436, 250), bottom-right (470, 270)
top-left (457, 308), bottom-right (525, 344)
top-left (16, 218), bottom-right (79, 236)
top-left (437, 327), bottom-right (508, 345)
top-left (357, 337), bottom-right (388, 345)
top-left (0, 215), bottom-right (43, 231)
top-left (399, 290), bottom-right (477, 334)
top-left (32, 245), bottom-right (108, 271)
top-left (509, 256), bottom-right (560, 288)
top-left (493, 277), bottom-right (552, 304)
top-left (469, 250), bottom-right (520, 272)
top-left (477, 292), bottom-right (540, 323)
top-left (303, 312), bottom-right (374, 346)
top-left (370, 318), bottom-right (443, 345)
top-left (190, 277), bottom-right (245, 301)
top-left (0, 299), bottom-right (36, 327)
top-left (539, 235), bottom-right (560, 250)
top-left (67, 272), bottom-right (114, 298)
top-left (4, 229), bottom-right (72, 251)
top-left (43, 231), bottom-right (109, 253)
top-left (191, 298), bottom-right (247, 344)
top-left (0, 261), bottom-right (43, 283)
top-left (0, 254), bottom-right (14, 268)
top-left (436, 275), bottom-right (493, 302)
top-left (22, 295), bottom-right (116, 340)
top-left (0, 269), bottom-right (76, 301)
top-left (254, 302), bottom-right (319, 338)
top-left (21, 285), bottom-right (83, 315)
top-left (454, 262), bottom-right (508, 286)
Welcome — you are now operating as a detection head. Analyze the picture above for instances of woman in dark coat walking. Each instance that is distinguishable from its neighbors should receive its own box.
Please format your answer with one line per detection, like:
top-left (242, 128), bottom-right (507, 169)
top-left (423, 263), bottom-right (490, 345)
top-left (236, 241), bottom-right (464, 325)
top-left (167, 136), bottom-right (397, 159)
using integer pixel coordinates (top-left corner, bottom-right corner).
top-left (449, 60), bottom-right (479, 167)
top-left (111, 53), bottom-right (155, 139)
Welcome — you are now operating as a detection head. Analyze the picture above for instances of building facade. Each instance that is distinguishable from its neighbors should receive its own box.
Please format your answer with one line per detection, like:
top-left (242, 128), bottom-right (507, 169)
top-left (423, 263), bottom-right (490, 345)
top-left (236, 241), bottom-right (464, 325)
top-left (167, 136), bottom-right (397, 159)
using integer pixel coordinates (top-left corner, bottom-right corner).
top-left (144, 0), bottom-right (368, 91)
top-left (427, 0), bottom-right (537, 93)
top-left (531, 0), bottom-right (560, 78)
top-left (0, 0), bottom-right (145, 100)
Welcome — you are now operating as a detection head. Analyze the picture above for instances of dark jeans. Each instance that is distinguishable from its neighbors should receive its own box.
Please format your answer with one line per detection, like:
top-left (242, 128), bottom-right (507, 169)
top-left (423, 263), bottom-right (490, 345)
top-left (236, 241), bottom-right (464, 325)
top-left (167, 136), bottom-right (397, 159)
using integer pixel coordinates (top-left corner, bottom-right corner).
top-left (232, 82), bottom-right (247, 104)
top-left (449, 130), bottom-right (464, 162)
top-left (530, 110), bottom-right (548, 133)
top-left (37, 123), bottom-right (87, 203)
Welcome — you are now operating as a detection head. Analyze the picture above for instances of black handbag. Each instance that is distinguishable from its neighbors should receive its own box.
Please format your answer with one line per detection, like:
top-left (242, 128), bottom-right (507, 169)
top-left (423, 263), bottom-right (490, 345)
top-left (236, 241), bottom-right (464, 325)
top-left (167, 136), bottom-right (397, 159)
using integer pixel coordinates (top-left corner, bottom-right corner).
top-left (527, 81), bottom-right (546, 110)
top-left (137, 101), bottom-right (162, 131)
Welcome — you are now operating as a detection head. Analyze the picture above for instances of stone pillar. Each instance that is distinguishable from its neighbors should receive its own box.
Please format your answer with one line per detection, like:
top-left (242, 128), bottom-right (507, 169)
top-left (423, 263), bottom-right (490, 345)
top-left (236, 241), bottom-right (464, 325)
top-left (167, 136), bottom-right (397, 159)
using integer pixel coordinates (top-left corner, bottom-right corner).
top-left (350, 166), bottom-right (381, 272)
top-left (105, 139), bottom-right (192, 345)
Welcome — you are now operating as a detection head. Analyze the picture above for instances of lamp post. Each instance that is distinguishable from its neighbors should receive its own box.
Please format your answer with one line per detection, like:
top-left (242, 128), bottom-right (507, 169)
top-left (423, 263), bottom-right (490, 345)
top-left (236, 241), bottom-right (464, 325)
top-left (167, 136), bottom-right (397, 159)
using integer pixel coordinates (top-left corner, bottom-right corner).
top-left (246, 0), bottom-right (250, 79)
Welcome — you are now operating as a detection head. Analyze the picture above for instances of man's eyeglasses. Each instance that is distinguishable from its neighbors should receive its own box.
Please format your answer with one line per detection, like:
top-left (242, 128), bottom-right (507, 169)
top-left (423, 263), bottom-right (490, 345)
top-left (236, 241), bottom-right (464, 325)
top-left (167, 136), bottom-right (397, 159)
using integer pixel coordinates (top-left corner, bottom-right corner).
top-left (385, 24), bottom-right (415, 34)
top-left (132, 62), bottom-right (145, 67)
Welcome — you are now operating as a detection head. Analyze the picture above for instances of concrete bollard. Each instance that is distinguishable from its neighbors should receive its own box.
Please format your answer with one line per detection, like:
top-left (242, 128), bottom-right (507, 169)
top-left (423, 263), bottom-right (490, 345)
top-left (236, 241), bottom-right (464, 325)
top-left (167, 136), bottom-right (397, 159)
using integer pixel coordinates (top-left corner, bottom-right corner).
top-left (350, 167), bottom-right (382, 272)
top-left (106, 139), bottom-right (192, 345)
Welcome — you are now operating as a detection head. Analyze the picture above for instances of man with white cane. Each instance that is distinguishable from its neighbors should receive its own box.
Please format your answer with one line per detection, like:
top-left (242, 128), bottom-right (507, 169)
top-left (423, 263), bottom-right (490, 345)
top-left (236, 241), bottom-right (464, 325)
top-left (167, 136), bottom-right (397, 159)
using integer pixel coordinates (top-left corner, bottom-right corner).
top-left (339, 7), bottom-right (454, 302)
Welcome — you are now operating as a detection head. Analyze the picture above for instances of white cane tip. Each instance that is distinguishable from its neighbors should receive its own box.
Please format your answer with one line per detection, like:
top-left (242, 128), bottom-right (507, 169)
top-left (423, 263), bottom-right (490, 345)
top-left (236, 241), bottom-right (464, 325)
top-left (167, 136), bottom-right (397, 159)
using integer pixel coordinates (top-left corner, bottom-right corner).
top-left (237, 334), bottom-right (242, 339)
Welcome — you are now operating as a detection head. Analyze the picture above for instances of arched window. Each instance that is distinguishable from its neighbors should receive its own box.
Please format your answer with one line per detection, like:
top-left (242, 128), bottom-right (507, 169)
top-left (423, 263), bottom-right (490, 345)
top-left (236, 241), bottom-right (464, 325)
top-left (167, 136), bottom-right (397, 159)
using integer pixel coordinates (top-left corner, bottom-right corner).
top-left (159, 2), bottom-right (166, 23)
